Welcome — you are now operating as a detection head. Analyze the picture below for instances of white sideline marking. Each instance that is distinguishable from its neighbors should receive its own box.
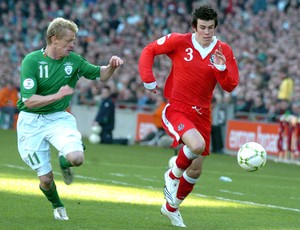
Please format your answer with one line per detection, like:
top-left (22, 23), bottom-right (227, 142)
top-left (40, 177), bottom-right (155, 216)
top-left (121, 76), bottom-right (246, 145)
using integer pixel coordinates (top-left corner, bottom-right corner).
top-left (3, 164), bottom-right (300, 213)
top-left (110, 173), bottom-right (125, 177)
top-left (219, 189), bottom-right (244, 195)
top-left (194, 193), bottom-right (300, 213)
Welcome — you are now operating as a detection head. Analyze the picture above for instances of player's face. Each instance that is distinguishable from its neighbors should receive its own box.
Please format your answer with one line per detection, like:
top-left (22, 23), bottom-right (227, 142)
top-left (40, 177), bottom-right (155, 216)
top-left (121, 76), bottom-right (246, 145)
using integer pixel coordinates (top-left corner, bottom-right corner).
top-left (101, 88), bottom-right (110, 99)
top-left (193, 19), bottom-right (216, 48)
top-left (53, 29), bottom-right (76, 58)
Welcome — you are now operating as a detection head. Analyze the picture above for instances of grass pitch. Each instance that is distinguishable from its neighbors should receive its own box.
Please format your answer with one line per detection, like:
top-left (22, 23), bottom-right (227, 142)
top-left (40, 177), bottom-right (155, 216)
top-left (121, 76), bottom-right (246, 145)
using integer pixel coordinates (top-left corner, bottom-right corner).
top-left (0, 129), bottom-right (299, 229)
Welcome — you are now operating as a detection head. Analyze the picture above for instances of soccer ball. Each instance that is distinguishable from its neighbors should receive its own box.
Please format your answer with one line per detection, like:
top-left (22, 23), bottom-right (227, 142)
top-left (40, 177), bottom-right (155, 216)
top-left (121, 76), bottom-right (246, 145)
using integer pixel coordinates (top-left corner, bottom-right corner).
top-left (168, 155), bottom-right (177, 168)
top-left (237, 142), bottom-right (267, 172)
top-left (157, 135), bottom-right (173, 148)
top-left (89, 133), bottom-right (100, 144)
top-left (91, 124), bottom-right (101, 134)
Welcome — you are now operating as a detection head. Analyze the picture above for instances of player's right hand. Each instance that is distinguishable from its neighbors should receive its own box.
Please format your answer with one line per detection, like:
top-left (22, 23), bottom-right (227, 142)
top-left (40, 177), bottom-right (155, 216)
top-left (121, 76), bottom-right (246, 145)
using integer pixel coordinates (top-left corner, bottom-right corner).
top-left (58, 85), bottom-right (74, 97)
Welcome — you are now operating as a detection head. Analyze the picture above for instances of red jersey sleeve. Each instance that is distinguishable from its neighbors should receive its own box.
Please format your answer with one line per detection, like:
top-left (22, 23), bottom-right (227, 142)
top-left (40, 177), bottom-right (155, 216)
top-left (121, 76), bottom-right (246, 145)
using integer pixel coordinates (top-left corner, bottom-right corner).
top-left (213, 42), bottom-right (239, 92)
top-left (138, 34), bottom-right (176, 84)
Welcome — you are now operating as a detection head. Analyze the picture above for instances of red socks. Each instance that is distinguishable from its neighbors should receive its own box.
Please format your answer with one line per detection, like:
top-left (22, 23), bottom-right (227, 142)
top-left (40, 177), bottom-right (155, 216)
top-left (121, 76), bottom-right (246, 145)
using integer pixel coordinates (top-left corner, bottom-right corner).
top-left (166, 202), bottom-right (178, 212)
top-left (166, 174), bottom-right (196, 212)
top-left (175, 146), bottom-right (193, 169)
top-left (177, 175), bottom-right (195, 200)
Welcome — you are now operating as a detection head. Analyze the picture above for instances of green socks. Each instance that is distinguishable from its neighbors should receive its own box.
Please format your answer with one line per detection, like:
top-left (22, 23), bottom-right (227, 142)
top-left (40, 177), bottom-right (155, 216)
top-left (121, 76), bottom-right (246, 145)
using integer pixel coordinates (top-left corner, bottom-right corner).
top-left (40, 181), bottom-right (63, 208)
top-left (59, 155), bottom-right (73, 169)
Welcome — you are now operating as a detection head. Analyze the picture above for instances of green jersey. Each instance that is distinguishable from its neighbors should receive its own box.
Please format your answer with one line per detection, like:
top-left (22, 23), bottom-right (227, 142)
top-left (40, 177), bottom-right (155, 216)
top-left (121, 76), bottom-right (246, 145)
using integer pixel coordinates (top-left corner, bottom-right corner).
top-left (17, 48), bottom-right (101, 114)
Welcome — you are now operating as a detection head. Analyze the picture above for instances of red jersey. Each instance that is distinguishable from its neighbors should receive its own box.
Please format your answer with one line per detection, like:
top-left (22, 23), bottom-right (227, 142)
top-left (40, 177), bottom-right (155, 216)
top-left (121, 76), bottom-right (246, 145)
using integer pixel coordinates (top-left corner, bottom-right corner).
top-left (138, 33), bottom-right (239, 108)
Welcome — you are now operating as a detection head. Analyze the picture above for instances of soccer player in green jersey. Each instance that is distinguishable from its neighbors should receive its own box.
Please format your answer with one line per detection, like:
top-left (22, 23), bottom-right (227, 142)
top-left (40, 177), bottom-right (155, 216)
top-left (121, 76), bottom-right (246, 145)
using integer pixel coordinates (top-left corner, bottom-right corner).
top-left (16, 17), bottom-right (124, 220)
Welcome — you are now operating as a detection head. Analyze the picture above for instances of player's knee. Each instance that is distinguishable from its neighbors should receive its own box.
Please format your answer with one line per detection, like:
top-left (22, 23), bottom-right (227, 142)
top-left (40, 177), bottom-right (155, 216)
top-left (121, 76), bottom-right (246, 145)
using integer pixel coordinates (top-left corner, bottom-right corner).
top-left (189, 141), bottom-right (206, 155)
top-left (73, 154), bottom-right (84, 166)
top-left (39, 173), bottom-right (53, 187)
top-left (68, 151), bottom-right (84, 166)
top-left (63, 141), bottom-right (85, 166)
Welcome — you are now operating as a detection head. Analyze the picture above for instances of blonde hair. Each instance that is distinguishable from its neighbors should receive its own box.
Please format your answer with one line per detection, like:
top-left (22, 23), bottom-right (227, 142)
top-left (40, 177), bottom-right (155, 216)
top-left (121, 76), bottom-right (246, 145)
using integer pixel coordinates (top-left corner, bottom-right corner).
top-left (46, 17), bottom-right (78, 44)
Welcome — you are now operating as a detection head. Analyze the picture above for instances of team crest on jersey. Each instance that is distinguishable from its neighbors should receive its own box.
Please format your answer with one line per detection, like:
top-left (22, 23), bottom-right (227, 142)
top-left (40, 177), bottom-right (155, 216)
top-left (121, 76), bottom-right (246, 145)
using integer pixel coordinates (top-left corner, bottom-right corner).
top-left (64, 65), bottom-right (73, 75)
top-left (23, 78), bottom-right (34, 89)
top-left (210, 54), bottom-right (215, 64)
top-left (177, 123), bottom-right (185, 132)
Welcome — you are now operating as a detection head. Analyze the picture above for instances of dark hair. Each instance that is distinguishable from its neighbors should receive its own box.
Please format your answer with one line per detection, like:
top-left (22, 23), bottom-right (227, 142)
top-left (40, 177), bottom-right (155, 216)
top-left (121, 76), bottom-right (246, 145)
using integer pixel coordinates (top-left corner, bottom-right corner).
top-left (190, 5), bottom-right (218, 29)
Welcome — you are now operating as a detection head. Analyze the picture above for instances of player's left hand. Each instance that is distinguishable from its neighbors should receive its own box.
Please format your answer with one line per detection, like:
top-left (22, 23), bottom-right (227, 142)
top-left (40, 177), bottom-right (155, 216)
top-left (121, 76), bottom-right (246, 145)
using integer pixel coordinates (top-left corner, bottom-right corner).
top-left (149, 84), bottom-right (160, 94)
top-left (109, 55), bottom-right (124, 68)
top-left (213, 45), bottom-right (226, 65)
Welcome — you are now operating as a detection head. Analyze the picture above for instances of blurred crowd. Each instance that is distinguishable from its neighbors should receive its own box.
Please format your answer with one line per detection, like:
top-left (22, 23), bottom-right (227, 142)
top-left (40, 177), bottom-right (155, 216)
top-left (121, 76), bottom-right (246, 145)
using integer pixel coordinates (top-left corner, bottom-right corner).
top-left (0, 0), bottom-right (300, 122)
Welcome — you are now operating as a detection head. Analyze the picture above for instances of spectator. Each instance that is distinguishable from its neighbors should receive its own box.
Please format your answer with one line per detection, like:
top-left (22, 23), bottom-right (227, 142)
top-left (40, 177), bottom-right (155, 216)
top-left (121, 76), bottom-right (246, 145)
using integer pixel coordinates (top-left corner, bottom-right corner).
top-left (235, 90), bottom-right (253, 113)
top-left (211, 97), bottom-right (224, 153)
top-left (94, 85), bottom-right (115, 144)
top-left (138, 92), bottom-right (167, 146)
top-left (251, 95), bottom-right (268, 114)
top-left (277, 67), bottom-right (294, 102)
top-left (0, 80), bottom-right (19, 129)
top-left (76, 83), bottom-right (96, 106)
top-left (94, 85), bottom-right (128, 145)
top-left (269, 99), bottom-right (293, 122)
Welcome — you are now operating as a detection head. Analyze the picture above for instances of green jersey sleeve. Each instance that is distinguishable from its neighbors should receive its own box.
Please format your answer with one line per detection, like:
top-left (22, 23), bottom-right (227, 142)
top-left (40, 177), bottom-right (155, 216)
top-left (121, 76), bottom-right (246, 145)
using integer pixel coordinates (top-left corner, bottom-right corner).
top-left (19, 54), bottom-right (38, 101)
top-left (17, 49), bottom-right (101, 114)
top-left (76, 55), bottom-right (101, 80)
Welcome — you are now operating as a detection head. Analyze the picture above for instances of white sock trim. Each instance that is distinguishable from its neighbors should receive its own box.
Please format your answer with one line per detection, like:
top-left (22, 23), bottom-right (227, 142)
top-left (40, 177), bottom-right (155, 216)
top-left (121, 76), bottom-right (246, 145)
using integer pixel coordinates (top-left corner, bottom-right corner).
top-left (183, 171), bottom-right (197, 184)
top-left (183, 145), bottom-right (198, 160)
top-left (172, 164), bottom-right (183, 178)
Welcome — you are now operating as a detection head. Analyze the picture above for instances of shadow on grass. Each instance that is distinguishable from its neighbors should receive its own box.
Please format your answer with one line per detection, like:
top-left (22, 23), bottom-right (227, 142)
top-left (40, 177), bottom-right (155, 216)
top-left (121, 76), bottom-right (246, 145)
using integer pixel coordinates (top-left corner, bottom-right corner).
top-left (1, 190), bottom-right (299, 230)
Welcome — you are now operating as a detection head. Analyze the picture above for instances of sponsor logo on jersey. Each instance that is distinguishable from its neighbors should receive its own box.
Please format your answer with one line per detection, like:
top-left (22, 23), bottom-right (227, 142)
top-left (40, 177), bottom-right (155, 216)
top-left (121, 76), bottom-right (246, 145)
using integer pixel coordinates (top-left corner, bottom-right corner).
top-left (157, 34), bottom-right (171, 45)
top-left (39, 61), bottom-right (47, 65)
top-left (157, 36), bottom-right (166, 45)
top-left (23, 78), bottom-right (34, 89)
top-left (178, 123), bottom-right (184, 131)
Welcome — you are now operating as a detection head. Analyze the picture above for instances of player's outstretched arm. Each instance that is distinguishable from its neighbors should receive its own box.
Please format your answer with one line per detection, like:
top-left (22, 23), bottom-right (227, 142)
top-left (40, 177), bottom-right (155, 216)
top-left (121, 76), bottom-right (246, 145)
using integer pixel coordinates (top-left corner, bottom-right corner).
top-left (24, 85), bottom-right (74, 109)
top-left (100, 55), bottom-right (124, 82)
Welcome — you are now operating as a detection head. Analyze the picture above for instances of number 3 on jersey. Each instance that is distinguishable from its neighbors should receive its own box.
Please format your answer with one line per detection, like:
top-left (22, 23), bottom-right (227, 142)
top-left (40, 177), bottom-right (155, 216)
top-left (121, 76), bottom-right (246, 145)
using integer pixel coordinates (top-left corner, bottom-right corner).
top-left (184, 48), bottom-right (193, 61)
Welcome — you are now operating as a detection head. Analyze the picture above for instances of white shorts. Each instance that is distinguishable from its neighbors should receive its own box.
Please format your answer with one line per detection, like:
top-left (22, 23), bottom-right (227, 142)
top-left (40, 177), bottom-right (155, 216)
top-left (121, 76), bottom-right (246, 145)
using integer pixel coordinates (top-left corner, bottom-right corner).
top-left (17, 111), bottom-right (84, 176)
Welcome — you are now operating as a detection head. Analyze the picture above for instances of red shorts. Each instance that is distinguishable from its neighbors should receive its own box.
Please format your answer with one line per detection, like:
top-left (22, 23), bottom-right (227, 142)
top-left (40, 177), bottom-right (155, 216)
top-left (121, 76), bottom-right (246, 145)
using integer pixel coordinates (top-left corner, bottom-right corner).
top-left (161, 100), bottom-right (211, 156)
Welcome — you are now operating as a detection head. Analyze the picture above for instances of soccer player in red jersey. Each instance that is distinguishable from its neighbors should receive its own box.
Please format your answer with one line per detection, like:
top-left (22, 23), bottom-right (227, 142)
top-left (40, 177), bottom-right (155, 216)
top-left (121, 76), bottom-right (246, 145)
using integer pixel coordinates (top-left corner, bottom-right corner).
top-left (138, 5), bottom-right (239, 227)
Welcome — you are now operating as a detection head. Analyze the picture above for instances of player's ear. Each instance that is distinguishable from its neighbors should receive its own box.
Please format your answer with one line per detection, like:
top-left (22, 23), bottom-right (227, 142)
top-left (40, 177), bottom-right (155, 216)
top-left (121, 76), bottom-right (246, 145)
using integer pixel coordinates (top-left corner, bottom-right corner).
top-left (51, 35), bottom-right (58, 44)
top-left (191, 25), bottom-right (197, 32)
top-left (190, 20), bottom-right (197, 32)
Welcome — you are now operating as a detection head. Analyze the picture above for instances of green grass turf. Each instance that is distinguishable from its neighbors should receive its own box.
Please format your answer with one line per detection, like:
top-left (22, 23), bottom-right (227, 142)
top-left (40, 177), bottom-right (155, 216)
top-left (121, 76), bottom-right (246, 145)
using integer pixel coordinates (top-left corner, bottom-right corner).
top-left (0, 129), bottom-right (299, 229)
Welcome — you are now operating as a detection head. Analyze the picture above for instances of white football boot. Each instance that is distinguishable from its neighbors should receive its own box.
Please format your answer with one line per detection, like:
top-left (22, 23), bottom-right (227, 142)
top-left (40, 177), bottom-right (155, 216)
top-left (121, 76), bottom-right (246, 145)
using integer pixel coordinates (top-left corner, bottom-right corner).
top-left (163, 169), bottom-right (179, 206)
top-left (60, 167), bottom-right (73, 185)
top-left (54, 207), bottom-right (69, 220)
top-left (160, 204), bottom-right (186, 227)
